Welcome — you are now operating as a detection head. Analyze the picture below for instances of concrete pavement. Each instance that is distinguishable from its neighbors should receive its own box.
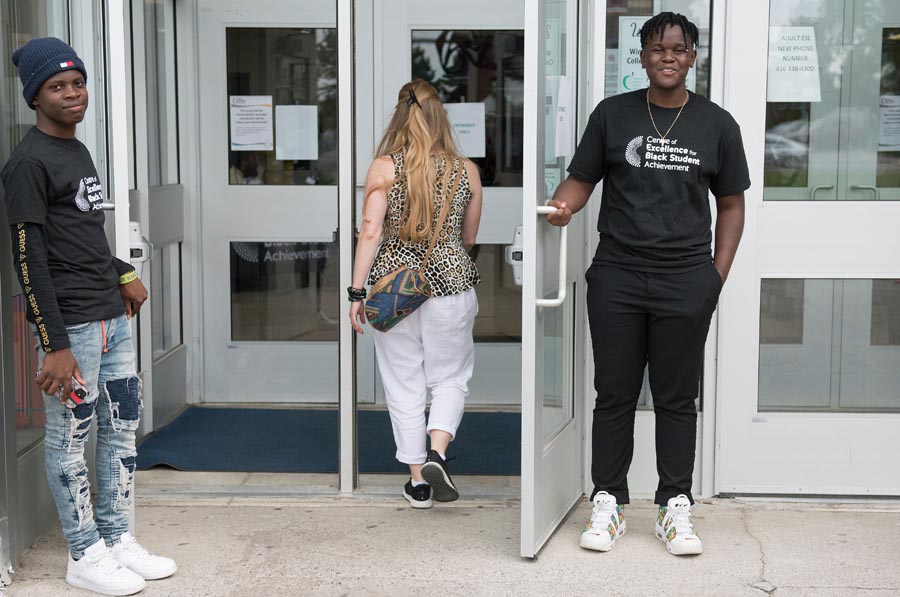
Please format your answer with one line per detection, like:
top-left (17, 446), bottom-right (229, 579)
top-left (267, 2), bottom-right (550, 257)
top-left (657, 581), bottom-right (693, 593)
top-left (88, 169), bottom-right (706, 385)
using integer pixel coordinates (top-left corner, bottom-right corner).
top-left (6, 474), bottom-right (900, 596)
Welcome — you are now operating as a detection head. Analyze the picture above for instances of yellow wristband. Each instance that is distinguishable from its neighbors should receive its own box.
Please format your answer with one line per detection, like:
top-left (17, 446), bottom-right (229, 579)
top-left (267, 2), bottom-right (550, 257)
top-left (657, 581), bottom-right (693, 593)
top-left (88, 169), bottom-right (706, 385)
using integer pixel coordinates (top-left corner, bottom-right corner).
top-left (119, 270), bottom-right (138, 285)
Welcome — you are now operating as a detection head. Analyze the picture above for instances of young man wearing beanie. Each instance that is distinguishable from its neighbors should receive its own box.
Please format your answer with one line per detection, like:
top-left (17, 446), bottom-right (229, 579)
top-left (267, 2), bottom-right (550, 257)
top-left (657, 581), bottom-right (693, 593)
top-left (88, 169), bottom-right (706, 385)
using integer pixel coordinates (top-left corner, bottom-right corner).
top-left (1, 37), bottom-right (177, 595)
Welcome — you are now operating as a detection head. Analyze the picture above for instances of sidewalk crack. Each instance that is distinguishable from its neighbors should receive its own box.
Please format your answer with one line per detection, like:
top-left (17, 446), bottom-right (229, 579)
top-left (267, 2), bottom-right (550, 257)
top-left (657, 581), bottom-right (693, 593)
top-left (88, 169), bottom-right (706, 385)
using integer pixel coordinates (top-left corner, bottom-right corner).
top-left (780, 586), bottom-right (899, 592)
top-left (741, 508), bottom-right (777, 595)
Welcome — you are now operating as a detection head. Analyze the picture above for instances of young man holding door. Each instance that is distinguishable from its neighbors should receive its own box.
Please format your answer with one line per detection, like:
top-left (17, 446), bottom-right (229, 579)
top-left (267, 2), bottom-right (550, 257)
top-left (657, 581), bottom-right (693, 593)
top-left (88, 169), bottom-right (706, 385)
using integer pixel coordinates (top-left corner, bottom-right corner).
top-left (546, 13), bottom-right (750, 556)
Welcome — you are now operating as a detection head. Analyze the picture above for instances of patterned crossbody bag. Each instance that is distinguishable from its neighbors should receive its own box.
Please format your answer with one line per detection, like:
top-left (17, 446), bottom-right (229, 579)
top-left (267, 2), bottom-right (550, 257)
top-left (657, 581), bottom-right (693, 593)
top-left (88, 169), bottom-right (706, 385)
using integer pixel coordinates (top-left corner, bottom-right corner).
top-left (364, 163), bottom-right (464, 332)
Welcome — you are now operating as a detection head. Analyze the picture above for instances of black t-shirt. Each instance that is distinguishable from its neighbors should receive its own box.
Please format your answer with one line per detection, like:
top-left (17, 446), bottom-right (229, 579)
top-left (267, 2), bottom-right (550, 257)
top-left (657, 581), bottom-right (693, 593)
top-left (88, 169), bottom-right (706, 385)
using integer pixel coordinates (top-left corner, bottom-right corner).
top-left (1, 127), bottom-right (124, 325)
top-left (567, 89), bottom-right (751, 272)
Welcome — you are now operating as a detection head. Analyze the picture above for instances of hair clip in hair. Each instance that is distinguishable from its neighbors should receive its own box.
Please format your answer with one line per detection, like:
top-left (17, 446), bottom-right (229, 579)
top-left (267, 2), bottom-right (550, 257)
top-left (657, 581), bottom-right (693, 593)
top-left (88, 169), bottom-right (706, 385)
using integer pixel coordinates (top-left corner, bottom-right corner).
top-left (406, 89), bottom-right (420, 107)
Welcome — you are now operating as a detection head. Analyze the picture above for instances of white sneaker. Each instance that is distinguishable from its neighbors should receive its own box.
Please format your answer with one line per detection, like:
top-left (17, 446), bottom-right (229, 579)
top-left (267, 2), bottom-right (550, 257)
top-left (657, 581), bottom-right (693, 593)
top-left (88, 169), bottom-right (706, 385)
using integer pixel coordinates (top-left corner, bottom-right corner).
top-left (656, 494), bottom-right (703, 555)
top-left (579, 491), bottom-right (625, 552)
top-left (110, 532), bottom-right (178, 580)
top-left (66, 538), bottom-right (146, 596)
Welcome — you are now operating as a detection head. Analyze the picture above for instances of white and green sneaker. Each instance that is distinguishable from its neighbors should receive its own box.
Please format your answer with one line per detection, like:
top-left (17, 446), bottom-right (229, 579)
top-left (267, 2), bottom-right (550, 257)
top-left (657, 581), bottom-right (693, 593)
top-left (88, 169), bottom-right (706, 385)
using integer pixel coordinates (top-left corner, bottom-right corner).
top-left (579, 491), bottom-right (625, 552)
top-left (656, 494), bottom-right (703, 556)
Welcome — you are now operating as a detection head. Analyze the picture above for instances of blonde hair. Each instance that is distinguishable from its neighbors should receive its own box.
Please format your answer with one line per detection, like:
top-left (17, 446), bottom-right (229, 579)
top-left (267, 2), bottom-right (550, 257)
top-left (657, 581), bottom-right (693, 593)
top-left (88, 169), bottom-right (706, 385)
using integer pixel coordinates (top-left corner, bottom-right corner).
top-left (373, 80), bottom-right (461, 244)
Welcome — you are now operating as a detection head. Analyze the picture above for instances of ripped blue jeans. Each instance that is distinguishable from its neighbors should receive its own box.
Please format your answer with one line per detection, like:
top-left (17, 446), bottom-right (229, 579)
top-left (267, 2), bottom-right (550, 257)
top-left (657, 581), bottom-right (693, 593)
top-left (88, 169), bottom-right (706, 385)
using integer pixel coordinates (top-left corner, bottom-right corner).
top-left (36, 314), bottom-right (141, 559)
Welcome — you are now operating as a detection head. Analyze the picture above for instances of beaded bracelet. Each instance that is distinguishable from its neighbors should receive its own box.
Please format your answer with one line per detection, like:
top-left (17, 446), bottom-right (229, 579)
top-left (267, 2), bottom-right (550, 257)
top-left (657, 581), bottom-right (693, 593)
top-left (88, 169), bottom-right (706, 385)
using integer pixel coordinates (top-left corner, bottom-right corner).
top-left (347, 286), bottom-right (367, 302)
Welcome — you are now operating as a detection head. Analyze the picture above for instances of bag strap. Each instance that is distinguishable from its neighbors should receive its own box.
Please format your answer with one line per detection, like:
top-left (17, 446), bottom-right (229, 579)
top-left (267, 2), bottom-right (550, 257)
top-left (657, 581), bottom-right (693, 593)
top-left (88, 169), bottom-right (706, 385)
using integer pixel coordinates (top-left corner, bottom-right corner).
top-left (422, 157), bottom-right (464, 269)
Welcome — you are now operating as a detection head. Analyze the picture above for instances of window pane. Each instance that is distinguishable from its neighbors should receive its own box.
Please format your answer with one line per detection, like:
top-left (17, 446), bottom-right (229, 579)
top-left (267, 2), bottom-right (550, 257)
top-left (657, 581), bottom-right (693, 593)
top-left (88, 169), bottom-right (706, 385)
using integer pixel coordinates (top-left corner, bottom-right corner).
top-left (870, 279), bottom-right (900, 346)
top-left (759, 279), bottom-right (900, 412)
top-left (226, 28), bottom-right (337, 186)
top-left (230, 241), bottom-right (339, 341)
top-left (145, 0), bottom-right (179, 186)
top-left (840, 280), bottom-right (900, 409)
top-left (760, 278), bottom-right (805, 344)
top-left (875, 27), bottom-right (900, 188)
top-left (765, 0), bottom-right (900, 200)
top-left (411, 30), bottom-right (524, 188)
top-left (151, 243), bottom-right (183, 359)
top-left (764, 103), bottom-right (810, 188)
top-left (13, 296), bottom-right (44, 453)
top-left (759, 279), bottom-right (834, 410)
top-left (471, 245), bottom-right (521, 342)
top-left (1, 0), bottom-right (70, 455)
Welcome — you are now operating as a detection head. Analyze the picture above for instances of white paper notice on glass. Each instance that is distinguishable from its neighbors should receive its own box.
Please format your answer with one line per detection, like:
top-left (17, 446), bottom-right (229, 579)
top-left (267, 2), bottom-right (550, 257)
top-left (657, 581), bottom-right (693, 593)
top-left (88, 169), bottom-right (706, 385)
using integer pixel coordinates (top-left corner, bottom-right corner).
top-left (617, 16), bottom-right (696, 95)
top-left (879, 96), bottom-right (900, 151)
top-left (275, 105), bottom-right (318, 160)
top-left (445, 103), bottom-right (486, 158)
top-left (554, 75), bottom-right (572, 158)
top-left (230, 96), bottom-right (273, 151)
top-left (766, 27), bottom-right (821, 102)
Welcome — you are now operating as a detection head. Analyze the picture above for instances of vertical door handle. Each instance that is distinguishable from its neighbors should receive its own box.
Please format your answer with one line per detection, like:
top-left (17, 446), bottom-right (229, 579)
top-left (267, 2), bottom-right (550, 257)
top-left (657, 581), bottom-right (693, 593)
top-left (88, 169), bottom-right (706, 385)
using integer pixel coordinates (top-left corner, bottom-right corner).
top-left (535, 205), bottom-right (567, 308)
top-left (850, 185), bottom-right (879, 200)
top-left (808, 184), bottom-right (834, 200)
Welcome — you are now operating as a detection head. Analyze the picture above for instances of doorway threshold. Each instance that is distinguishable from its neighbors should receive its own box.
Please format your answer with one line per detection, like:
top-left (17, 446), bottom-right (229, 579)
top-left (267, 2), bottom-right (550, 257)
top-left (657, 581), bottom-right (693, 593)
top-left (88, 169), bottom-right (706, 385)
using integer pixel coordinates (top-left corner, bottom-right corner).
top-left (135, 470), bottom-right (520, 506)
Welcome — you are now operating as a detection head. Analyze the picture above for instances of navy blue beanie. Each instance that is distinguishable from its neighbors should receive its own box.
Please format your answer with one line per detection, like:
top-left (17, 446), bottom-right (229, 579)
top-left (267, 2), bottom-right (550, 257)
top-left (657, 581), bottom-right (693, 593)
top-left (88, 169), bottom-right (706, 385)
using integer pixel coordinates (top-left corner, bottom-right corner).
top-left (11, 37), bottom-right (88, 110)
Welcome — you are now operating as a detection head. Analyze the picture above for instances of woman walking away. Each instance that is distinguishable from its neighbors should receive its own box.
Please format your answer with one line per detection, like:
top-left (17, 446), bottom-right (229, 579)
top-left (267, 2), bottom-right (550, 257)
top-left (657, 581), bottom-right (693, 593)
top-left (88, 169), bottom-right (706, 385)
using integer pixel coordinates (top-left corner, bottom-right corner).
top-left (349, 80), bottom-right (482, 509)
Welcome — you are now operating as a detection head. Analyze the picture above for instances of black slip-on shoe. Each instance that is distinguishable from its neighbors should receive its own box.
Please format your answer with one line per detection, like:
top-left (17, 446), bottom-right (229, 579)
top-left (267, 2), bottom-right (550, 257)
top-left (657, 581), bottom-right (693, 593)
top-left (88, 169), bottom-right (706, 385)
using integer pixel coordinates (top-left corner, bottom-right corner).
top-left (403, 479), bottom-right (433, 509)
top-left (420, 450), bottom-right (459, 502)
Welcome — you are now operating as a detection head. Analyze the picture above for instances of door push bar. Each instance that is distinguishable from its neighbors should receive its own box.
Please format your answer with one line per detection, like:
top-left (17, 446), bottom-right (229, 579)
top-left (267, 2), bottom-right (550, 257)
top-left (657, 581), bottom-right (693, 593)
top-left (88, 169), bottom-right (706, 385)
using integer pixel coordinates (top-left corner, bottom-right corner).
top-left (808, 184), bottom-right (833, 200)
top-left (535, 205), bottom-right (567, 308)
top-left (850, 184), bottom-right (879, 200)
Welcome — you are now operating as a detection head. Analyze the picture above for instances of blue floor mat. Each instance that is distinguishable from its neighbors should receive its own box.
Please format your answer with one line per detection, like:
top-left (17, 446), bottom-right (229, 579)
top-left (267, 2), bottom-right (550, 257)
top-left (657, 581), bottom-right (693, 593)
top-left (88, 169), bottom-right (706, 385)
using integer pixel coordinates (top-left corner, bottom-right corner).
top-left (136, 407), bottom-right (521, 475)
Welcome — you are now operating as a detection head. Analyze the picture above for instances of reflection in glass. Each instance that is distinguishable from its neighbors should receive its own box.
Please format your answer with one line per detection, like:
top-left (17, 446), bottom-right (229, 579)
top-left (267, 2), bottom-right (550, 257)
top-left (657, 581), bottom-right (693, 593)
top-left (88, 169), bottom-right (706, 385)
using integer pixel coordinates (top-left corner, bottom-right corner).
top-left (13, 296), bottom-right (44, 453)
top-left (759, 278), bottom-right (900, 411)
top-left (764, 104), bottom-right (810, 188)
top-left (145, 0), bottom-right (179, 186)
top-left (542, 297), bottom-right (570, 443)
top-left (411, 30), bottom-right (524, 187)
top-left (471, 245), bottom-right (521, 341)
top-left (840, 279), bottom-right (900, 409)
top-left (871, 279), bottom-right (900, 346)
top-left (226, 28), bottom-right (337, 186)
top-left (877, 27), bottom-right (900, 188)
top-left (230, 242), bottom-right (339, 341)
top-left (764, 0), bottom-right (900, 199)
top-left (759, 279), bottom-right (833, 410)
top-left (2, 0), bottom-right (70, 454)
top-left (151, 243), bottom-right (183, 359)
top-left (760, 279), bottom-right (805, 344)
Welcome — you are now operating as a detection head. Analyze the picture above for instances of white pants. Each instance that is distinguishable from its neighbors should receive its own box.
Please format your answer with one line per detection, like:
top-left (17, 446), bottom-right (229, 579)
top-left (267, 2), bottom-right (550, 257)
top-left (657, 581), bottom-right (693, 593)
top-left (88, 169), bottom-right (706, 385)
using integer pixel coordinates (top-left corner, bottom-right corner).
top-left (373, 288), bottom-right (478, 464)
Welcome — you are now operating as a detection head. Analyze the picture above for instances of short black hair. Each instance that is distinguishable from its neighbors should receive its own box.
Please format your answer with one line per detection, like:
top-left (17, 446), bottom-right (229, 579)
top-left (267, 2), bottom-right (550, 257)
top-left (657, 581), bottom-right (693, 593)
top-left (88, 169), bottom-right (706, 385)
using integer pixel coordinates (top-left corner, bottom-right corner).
top-left (639, 12), bottom-right (699, 50)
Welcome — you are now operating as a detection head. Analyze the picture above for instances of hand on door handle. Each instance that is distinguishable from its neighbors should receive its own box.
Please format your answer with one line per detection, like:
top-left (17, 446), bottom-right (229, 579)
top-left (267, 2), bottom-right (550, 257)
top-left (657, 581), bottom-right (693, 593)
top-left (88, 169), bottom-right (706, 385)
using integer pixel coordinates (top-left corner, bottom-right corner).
top-left (536, 206), bottom-right (567, 308)
top-left (544, 199), bottom-right (572, 227)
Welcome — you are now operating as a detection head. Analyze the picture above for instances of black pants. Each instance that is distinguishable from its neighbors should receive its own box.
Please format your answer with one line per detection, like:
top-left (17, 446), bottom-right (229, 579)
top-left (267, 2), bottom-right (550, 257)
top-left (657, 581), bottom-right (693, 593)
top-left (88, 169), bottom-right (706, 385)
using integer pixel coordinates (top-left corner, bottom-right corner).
top-left (586, 263), bottom-right (722, 505)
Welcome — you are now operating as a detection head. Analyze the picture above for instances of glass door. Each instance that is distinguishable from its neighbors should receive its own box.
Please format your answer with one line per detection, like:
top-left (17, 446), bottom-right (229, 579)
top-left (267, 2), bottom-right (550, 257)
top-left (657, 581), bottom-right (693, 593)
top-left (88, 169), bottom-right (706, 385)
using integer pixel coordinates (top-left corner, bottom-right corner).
top-left (520, 0), bottom-right (583, 558)
top-left (718, 0), bottom-right (900, 496)
top-left (198, 0), bottom-right (340, 402)
top-left (356, 0), bottom-right (526, 406)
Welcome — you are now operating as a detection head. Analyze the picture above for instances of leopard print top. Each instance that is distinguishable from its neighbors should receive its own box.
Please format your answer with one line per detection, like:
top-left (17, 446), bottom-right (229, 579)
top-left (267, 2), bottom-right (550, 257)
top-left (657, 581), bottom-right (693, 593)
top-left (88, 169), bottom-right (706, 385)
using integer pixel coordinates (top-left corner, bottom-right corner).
top-left (367, 151), bottom-right (480, 296)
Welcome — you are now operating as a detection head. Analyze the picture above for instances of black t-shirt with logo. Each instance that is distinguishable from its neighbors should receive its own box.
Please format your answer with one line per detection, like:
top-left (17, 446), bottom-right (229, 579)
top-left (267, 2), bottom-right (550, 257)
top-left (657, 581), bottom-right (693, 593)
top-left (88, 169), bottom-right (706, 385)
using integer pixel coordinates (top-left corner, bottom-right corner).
top-left (567, 89), bottom-right (751, 272)
top-left (2, 127), bottom-right (124, 326)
